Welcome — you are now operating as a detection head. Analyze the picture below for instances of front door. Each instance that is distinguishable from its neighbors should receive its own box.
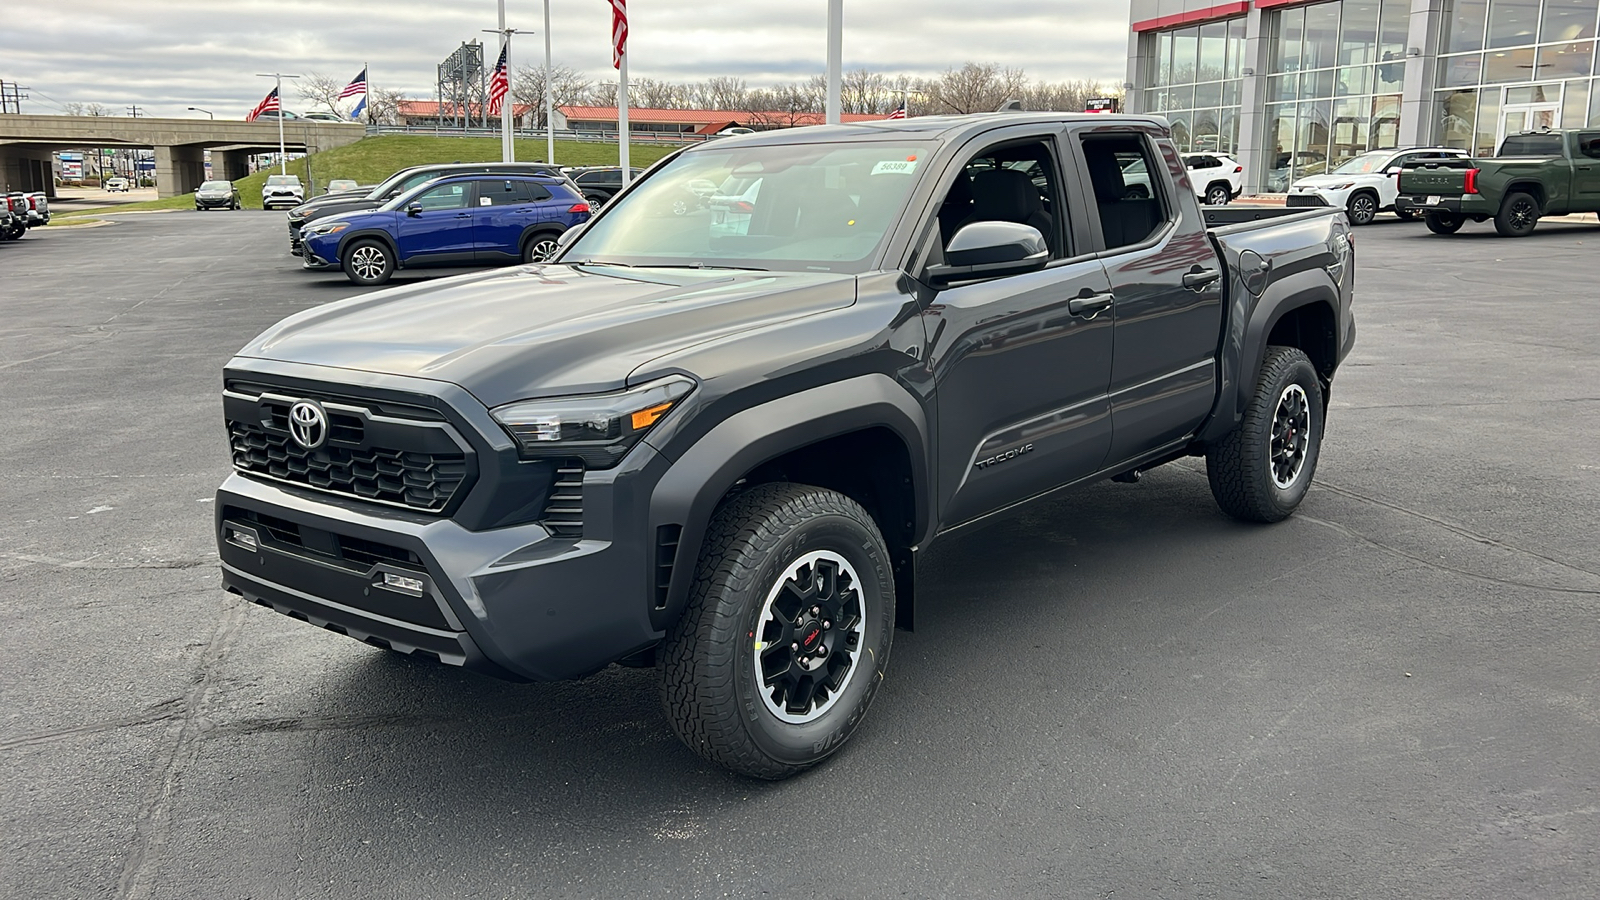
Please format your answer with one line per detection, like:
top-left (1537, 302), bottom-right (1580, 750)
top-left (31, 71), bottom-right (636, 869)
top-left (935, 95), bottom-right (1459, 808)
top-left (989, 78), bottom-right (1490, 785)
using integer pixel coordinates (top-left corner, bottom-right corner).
top-left (1497, 104), bottom-right (1560, 153)
top-left (396, 180), bottom-right (477, 262)
top-left (924, 134), bottom-right (1116, 528)
top-left (1572, 131), bottom-right (1600, 201)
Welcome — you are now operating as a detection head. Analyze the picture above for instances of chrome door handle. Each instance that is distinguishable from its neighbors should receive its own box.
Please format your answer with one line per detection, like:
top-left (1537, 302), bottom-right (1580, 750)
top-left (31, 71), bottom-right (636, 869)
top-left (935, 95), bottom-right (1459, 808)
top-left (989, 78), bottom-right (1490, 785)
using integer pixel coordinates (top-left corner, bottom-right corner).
top-left (1068, 290), bottom-right (1114, 318)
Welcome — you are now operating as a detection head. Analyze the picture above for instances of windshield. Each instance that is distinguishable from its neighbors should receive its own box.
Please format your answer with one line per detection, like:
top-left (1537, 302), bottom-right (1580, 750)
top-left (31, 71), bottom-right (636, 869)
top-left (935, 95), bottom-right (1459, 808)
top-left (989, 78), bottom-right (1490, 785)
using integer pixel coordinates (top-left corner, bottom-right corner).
top-left (266, 175), bottom-right (300, 186)
top-left (563, 141), bottom-right (937, 273)
top-left (1497, 133), bottom-right (1563, 156)
top-left (1331, 152), bottom-right (1393, 174)
top-left (199, 181), bottom-right (231, 190)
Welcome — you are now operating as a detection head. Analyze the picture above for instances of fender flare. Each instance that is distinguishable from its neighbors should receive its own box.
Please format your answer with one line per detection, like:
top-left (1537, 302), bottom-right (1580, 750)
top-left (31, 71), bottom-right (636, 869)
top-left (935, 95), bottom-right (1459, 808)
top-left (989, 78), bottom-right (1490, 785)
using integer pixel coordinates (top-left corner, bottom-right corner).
top-left (517, 223), bottom-right (566, 255)
top-left (646, 374), bottom-right (932, 629)
top-left (335, 229), bottom-right (400, 267)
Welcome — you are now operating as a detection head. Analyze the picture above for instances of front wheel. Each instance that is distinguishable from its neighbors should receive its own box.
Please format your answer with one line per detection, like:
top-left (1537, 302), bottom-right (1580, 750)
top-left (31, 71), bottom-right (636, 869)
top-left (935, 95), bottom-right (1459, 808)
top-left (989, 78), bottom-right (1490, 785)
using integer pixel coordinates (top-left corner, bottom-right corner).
top-left (522, 233), bottom-right (559, 263)
top-left (342, 239), bottom-right (395, 286)
top-left (1494, 191), bottom-right (1540, 237)
top-left (1204, 184), bottom-right (1232, 206)
top-left (1206, 346), bottom-right (1324, 523)
top-left (1425, 213), bottom-right (1464, 235)
top-left (1346, 192), bottom-right (1378, 226)
top-left (660, 483), bottom-right (895, 780)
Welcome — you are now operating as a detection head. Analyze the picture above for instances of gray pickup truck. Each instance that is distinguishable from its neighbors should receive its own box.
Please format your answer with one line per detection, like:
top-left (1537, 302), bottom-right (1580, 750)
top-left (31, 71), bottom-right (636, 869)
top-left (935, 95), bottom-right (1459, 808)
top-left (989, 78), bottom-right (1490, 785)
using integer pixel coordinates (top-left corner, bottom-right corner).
top-left (215, 112), bottom-right (1355, 778)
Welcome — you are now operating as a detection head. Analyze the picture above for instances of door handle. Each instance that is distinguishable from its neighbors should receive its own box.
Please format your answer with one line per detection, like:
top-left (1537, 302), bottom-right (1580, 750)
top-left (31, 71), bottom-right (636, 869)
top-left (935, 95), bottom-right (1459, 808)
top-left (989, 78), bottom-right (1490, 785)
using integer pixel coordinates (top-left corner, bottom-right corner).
top-left (1068, 289), bottom-right (1114, 318)
top-left (1183, 266), bottom-right (1222, 291)
top-left (455, 213), bottom-right (472, 218)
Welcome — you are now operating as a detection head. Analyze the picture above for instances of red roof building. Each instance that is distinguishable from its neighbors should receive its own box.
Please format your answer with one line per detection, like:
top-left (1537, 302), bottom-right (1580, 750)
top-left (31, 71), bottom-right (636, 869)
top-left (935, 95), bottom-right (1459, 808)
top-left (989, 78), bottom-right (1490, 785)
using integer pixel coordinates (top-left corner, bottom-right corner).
top-left (555, 105), bottom-right (885, 135)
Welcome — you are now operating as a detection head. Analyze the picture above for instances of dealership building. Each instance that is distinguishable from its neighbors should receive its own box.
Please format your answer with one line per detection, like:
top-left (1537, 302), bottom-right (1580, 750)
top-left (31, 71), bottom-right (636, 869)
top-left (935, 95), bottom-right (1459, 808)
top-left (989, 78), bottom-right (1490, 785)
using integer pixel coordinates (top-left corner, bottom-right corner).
top-left (1123, 0), bottom-right (1600, 192)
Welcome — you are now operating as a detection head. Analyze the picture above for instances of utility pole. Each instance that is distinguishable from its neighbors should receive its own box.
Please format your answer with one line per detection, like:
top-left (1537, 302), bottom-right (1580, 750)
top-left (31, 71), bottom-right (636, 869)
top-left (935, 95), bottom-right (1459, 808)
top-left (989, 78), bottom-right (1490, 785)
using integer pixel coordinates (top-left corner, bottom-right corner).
top-left (544, 0), bottom-right (555, 164)
top-left (127, 105), bottom-right (144, 118)
top-left (0, 81), bottom-right (31, 114)
top-left (255, 73), bottom-right (301, 175)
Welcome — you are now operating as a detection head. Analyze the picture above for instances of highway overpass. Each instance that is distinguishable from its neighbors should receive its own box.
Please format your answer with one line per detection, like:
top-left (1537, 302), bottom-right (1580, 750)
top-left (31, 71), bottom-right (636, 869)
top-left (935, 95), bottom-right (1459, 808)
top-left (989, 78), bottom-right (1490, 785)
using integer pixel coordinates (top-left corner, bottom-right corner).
top-left (0, 114), bottom-right (366, 198)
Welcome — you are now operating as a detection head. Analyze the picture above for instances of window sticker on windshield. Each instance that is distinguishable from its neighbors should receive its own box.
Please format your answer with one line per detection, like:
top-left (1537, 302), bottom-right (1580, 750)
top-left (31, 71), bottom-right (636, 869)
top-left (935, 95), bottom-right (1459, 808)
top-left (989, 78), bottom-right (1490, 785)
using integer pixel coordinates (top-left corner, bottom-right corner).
top-left (871, 159), bottom-right (919, 176)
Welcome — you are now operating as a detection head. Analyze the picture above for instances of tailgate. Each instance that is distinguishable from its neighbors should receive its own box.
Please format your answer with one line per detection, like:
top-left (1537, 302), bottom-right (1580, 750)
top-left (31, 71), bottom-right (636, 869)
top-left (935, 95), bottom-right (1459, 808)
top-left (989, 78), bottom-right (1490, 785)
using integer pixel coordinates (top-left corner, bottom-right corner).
top-left (1399, 161), bottom-right (1469, 195)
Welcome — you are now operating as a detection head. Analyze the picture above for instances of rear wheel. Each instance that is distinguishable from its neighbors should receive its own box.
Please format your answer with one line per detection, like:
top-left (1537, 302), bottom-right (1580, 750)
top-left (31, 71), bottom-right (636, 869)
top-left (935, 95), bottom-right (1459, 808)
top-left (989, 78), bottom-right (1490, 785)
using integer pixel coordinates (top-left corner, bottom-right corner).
top-left (1206, 346), bottom-right (1324, 523)
top-left (660, 483), bottom-right (895, 780)
top-left (342, 239), bottom-right (395, 286)
top-left (1204, 184), bottom-right (1232, 206)
top-left (522, 233), bottom-right (560, 263)
top-left (1424, 213), bottom-right (1464, 235)
top-left (1494, 191), bottom-right (1540, 237)
top-left (1346, 191), bottom-right (1378, 226)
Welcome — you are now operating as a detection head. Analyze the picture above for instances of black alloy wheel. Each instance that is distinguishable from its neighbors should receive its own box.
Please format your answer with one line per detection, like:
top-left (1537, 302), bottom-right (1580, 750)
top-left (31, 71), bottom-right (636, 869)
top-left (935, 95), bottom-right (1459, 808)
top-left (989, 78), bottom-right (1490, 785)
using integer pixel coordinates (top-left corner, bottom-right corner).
top-left (1346, 192), bottom-right (1378, 226)
top-left (1494, 192), bottom-right (1540, 237)
top-left (1205, 184), bottom-right (1232, 206)
top-left (661, 483), bottom-right (895, 779)
top-left (1206, 345), bottom-right (1325, 523)
top-left (522, 234), bottom-right (559, 263)
top-left (342, 240), bottom-right (395, 286)
top-left (1425, 213), bottom-right (1464, 235)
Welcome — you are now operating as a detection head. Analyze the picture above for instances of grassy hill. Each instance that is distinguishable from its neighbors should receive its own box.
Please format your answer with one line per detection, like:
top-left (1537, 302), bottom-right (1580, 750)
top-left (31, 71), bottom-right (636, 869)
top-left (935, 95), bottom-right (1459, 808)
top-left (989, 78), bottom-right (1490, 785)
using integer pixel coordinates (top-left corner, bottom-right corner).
top-left (56, 135), bottom-right (677, 218)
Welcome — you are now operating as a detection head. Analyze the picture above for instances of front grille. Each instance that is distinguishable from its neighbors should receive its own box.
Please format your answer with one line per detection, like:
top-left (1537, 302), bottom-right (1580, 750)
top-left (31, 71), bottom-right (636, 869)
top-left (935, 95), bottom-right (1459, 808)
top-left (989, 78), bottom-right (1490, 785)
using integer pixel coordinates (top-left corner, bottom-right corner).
top-left (542, 462), bottom-right (584, 538)
top-left (228, 421), bottom-right (467, 511)
top-left (1285, 194), bottom-right (1329, 208)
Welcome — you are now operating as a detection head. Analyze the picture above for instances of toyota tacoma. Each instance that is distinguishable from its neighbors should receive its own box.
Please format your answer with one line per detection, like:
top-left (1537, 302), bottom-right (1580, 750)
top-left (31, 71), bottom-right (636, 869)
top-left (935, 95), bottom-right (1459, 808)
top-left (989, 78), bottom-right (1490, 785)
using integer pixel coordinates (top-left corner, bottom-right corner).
top-left (215, 112), bottom-right (1355, 779)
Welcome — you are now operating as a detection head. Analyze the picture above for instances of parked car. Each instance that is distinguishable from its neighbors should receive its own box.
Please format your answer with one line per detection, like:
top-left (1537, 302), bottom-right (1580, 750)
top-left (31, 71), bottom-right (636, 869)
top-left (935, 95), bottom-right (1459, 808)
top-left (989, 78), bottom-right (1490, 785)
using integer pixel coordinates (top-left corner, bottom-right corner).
top-left (0, 205), bottom-right (15, 240)
top-left (262, 174), bottom-right (305, 210)
top-left (1396, 128), bottom-right (1600, 236)
top-left (324, 179), bottom-right (360, 194)
top-left (1122, 154), bottom-right (1244, 204)
top-left (302, 112), bottom-right (345, 122)
top-left (2, 193), bottom-right (32, 238)
top-left (194, 180), bottom-right (242, 211)
top-left (255, 110), bottom-right (300, 120)
top-left (25, 192), bottom-right (50, 226)
top-left (1182, 153), bottom-right (1245, 205)
top-left (298, 173), bottom-right (591, 284)
top-left (217, 111), bottom-right (1354, 779)
top-left (562, 166), bottom-right (646, 205)
top-left (287, 162), bottom-right (573, 255)
top-left (717, 126), bottom-right (755, 136)
top-left (1288, 147), bottom-right (1469, 225)
top-left (104, 177), bottom-right (130, 193)
top-left (1266, 151), bottom-right (1330, 192)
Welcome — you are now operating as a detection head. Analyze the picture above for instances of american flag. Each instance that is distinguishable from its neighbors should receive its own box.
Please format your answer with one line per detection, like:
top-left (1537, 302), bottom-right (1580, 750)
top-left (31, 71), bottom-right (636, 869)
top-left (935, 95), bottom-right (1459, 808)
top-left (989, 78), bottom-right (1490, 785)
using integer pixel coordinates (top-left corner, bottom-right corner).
top-left (247, 87), bottom-right (280, 121)
top-left (887, 100), bottom-right (906, 120)
top-left (338, 67), bottom-right (367, 100)
top-left (488, 46), bottom-right (510, 116)
top-left (611, 0), bottom-right (628, 69)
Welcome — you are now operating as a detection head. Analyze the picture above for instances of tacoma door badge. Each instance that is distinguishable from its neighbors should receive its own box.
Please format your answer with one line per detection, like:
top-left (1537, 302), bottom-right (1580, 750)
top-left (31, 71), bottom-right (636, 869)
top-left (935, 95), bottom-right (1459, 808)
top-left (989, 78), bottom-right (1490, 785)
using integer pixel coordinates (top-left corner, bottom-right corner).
top-left (974, 443), bottom-right (1033, 469)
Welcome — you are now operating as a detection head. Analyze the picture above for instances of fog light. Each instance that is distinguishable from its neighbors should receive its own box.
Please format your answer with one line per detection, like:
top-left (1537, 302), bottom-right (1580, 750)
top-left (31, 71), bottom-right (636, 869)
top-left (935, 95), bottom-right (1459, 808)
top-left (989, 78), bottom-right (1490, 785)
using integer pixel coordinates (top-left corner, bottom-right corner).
top-left (381, 572), bottom-right (425, 594)
top-left (230, 529), bottom-right (258, 551)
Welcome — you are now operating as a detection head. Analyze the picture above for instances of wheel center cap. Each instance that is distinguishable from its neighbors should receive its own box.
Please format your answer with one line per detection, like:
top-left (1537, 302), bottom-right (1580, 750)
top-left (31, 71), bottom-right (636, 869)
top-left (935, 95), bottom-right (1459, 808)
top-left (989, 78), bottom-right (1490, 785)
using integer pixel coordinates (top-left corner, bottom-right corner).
top-left (800, 622), bottom-right (824, 653)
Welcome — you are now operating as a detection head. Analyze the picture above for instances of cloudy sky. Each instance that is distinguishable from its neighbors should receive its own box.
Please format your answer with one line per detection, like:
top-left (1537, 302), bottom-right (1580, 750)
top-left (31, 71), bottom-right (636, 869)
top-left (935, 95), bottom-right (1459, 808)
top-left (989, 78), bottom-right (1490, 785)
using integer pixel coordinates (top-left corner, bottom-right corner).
top-left (4, 1), bottom-right (1130, 118)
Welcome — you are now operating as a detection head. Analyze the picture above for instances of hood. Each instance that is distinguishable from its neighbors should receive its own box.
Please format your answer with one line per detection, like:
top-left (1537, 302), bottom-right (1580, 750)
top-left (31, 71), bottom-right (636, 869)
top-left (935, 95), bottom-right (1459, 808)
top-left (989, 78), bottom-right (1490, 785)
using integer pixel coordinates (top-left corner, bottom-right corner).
top-left (1291, 173), bottom-right (1370, 188)
top-left (237, 265), bottom-right (857, 407)
top-left (303, 197), bottom-right (384, 221)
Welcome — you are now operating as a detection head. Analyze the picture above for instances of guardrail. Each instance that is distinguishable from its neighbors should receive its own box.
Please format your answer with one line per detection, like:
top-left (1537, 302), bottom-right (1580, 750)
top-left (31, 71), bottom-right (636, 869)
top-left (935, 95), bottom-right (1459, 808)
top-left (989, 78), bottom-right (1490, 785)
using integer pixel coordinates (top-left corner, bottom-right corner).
top-left (363, 124), bottom-right (716, 145)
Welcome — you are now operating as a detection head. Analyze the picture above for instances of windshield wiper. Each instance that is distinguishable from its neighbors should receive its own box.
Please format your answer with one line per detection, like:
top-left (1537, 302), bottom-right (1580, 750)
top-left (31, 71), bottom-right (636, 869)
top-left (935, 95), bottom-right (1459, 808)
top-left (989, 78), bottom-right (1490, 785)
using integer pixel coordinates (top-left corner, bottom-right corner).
top-left (644, 264), bottom-right (771, 272)
top-left (572, 259), bottom-right (636, 268)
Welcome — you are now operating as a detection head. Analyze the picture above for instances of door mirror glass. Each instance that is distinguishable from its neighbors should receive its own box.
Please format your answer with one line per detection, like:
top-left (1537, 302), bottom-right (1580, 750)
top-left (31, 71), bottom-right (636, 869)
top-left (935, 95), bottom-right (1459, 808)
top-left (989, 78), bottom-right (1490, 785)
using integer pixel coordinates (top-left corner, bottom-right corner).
top-left (406, 202), bottom-right (423, 217)
top-left (926, 221), bottom-right (1048, 285)
top-left (1384, 167), bottom-right (1403, 176)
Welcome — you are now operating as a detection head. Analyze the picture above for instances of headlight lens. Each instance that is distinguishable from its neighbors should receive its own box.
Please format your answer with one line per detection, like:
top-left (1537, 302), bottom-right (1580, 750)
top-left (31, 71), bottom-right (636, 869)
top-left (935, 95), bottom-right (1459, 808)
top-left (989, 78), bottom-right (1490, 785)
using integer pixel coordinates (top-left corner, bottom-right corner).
top-left (490, 375), bottom-right (695, 467)
top-left (1326, 182), bottom-right (1355, 190)
top-left (303, 221), bottom-right (349, 237)
top-left (290, 206), bottom-right (309, 217)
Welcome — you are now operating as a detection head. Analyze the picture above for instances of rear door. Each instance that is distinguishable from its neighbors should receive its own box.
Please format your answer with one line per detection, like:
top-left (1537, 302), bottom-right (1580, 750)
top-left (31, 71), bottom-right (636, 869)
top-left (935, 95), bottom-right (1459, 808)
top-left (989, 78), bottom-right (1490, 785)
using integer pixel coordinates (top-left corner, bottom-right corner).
top-left (395, 180), bottom-right (476, 262)
top-left (921, 129), bottom-right (1117, 527)
top-left (1571, 132), bottom-right (1600, 203)
top-left (1076, 128), bottom-right (1226, 467)
top-left (470, 178), bottom-right (550, 259)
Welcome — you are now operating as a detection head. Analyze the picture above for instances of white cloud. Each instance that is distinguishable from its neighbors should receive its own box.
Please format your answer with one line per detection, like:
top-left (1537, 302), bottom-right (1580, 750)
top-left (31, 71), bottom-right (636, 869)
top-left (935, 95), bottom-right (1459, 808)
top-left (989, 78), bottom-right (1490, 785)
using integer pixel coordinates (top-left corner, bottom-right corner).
top-left (4, 1), bottom-right (1130, 116)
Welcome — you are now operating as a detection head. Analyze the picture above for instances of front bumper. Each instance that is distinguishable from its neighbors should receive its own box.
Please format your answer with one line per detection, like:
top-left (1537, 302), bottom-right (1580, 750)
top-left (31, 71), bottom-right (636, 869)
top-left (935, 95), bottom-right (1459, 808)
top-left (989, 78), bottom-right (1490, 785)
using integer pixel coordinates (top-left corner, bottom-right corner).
top-left (1286, 186), bottom-right (1350, 209)
top-left (196, 197), bottom-right (234, 208)
top-left (213, 369), bottom-right (670, 682)
top-left (299, 237), bottom-right (338, 269)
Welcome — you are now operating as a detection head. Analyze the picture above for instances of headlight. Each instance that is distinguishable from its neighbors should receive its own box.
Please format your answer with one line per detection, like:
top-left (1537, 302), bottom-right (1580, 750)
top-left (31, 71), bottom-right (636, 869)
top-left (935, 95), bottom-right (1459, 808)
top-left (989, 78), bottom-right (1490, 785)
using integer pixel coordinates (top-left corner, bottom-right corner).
top-left (303, 221), bottom-right (350, 237)
top-left (490, 375), bottom-right (695, 467)
top-left (289, 206), bottom-right (309, 217)
top-left (1326, 183), bottom-right (1355, 191)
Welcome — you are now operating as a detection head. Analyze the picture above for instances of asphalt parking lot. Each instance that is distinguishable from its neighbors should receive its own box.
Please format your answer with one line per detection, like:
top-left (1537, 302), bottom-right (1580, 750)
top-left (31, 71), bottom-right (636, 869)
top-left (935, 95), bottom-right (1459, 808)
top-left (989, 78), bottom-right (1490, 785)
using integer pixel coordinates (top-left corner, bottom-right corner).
top-left (2, 209), bottom-right (1598, 899)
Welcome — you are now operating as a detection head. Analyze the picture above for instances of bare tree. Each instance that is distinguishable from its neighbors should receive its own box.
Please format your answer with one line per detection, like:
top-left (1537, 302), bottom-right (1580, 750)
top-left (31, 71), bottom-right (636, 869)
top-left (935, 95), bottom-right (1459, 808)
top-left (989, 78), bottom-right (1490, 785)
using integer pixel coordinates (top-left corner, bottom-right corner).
top-left (511, 64), bottom-right (593, 126)
top-left (631, 77), bottom-right (687, 109)
top-left (61, 101), bottom-right (112, 116)
top-left (697, 76), bottom-right (747, 110)
top-left (840, 68), bottom-right (895, 116)
top-left (296, 72), bottom-right (348, 116)
top-left (923, 63), bottom-right (1029, 115)
top-left (364, 87), bottom-right (409, 125)
top-left (744, 82), bottom-right (823, 128)
top-left (586, 82), bottom-right (619, 107)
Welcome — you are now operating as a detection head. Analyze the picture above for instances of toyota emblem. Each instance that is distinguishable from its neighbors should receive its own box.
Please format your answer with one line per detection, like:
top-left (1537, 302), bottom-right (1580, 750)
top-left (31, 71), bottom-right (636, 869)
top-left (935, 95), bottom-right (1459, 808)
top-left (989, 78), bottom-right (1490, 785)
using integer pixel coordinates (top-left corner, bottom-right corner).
top-left (287, 400), bottom-right (328, 450)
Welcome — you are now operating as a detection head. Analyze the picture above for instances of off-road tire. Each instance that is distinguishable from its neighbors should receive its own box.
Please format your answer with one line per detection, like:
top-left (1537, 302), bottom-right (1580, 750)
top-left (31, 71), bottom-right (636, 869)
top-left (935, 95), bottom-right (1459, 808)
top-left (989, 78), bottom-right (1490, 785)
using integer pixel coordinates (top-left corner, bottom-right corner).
top-left (1206, 346), bottom-right (1324, 523)
top-left (1346, 191), bottom-right (1378, 226)
top-left (1494, 191), bottom-right (1540, 237)
top-left (660, 483), bottom-right (895, 780)
top-left (342, 239), bottom-right (395, 286)
top-left (1425, 213), bottom-right (1464, 235)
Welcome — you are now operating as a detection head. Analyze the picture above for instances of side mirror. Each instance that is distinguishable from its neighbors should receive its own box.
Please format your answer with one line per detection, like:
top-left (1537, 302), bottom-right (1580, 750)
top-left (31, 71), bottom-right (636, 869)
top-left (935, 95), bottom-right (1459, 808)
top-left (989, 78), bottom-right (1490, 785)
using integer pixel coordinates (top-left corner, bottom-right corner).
top-left (925, 221), bottom-right (1049, 286)
top-left (555, 222), bottom-right (587, 249)
top-left (406, 203), bottom-right (423, 217)
top-left (1385, 167), bottom-right (1402, 176)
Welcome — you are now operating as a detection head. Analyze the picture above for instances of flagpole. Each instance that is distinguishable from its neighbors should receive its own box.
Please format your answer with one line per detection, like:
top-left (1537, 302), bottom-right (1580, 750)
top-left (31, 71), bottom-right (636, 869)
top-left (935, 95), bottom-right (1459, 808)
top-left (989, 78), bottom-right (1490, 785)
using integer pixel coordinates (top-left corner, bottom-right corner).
top-left (364, 61), bottom-right (370, 124)
top-left (256, 73), bottom-right (301, 174)
top-left (498, 0), bottom-right (512, 163)
top-left (544, 0), bottom-right (554, 164)
top-left (825, 0), bottom-right (842, 125)
top-left (618, 51), bottom-right (630, 185)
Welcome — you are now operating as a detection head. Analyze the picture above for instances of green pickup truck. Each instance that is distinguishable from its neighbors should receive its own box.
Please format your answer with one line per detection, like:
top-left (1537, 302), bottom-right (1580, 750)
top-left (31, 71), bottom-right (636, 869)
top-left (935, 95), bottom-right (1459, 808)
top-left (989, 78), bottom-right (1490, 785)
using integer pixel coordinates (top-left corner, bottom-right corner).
top-left (1395, 129), bottom-right (1600, 236)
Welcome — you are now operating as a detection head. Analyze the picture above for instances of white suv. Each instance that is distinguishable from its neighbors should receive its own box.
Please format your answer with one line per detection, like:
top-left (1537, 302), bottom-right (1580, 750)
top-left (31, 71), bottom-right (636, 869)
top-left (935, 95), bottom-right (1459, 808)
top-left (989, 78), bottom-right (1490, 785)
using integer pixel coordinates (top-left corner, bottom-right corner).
top-left (1288, 147), bottom-right (1469, 225)
top-left (1182, 154), bottom-right (1245, 205)
top-left (262, 174), bottom-right (305, 210)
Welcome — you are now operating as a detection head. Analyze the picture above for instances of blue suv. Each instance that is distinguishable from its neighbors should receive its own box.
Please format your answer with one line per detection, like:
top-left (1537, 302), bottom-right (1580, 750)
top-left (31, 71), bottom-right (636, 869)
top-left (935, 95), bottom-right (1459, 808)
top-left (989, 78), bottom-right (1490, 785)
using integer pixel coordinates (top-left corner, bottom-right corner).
top-left (299, 174), bottom-right (592, 285)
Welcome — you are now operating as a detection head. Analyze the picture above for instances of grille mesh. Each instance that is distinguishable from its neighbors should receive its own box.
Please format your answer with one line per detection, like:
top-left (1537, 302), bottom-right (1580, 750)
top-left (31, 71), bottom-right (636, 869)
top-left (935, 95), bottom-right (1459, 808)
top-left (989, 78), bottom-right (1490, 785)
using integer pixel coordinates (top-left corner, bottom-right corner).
top-left (228, 421), bottom-right (467, 511)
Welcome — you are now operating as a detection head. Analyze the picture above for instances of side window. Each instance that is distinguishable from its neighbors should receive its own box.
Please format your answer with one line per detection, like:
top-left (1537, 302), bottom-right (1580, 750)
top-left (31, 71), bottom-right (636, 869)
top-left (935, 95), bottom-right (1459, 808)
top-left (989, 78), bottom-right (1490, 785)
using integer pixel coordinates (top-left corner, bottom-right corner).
top-left (1079, 133), bottom-right (1173, 251)
top-left (414, 182), bottom-right (471, 211)
top-left (523, 182), bottom-right (553, 202)
top-left (1577, 132), bottom-right (1600, 159)
top-left (932, 138), bottom-right (1066, 259)
top-left (576, 171), bottom-right (603, 185)
top-left (477, 180), bottom-right (521, 206)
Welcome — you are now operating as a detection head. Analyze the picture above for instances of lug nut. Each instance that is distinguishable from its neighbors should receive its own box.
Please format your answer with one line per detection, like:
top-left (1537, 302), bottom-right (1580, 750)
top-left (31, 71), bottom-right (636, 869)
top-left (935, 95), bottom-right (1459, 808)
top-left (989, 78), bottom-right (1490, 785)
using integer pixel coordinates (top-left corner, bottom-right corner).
top-left (817, 646), bottom-right (828, 657)
top-left (790, 642), bottom-right (799, 652)
top-left (811, 606), bottom-right (820, 616)
top-left (823, 620), bottom-right (831, 629)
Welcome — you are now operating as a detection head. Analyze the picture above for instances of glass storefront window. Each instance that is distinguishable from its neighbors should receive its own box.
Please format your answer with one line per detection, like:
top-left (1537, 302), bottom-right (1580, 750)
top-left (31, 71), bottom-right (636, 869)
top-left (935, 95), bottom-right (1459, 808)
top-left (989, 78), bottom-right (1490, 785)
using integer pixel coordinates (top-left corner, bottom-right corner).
top-left (1563, 78), bottom-right (1590, 122)
top-left (1157, 31), bottom-right (1173, 85)
top-left (1265, 103), bottom-right (1298, 190)
top-left (1297, 99), bottom-right (1334, 175)
top-left (1200, 21), bottom-right (1228, 80)
top-left (1168, 84), bottom-right (1196, 111)
top-left (1305, 3), bottom-right (1344, 70)
top-left (1540, 0), bottom-right (1599, 42)
top-left (1227, 19), bottom-right (1247, 80)
top-left (1380, 0), bottom-right (1411, 57)
top-left (1193, 108), bottom-right (1222, 150)
top-left (1475, 89), bottom-right (1502, 153)
top-left (1536, 40), bottom-right (1596, 76)
top-left (1279, 7), bottom-right (1306, 71)
top-left (1303, 67), bottom-right (1339, 98)
top-left (1446, 0), bottom-right (1492, 53)
top-left (1338, 65), bottom-right (1373, 94)
top-left (1332, 96), bottom-right (1372, 163)
top-left (1372, 95), bottom-right (1402, 146)
top-left (1174, 28), bottom-right (1200, 83)
top-left (1484, 46), bottom-right (1538, 79)
top-left (1144, 18), bottom-right (1244, 154)
top-left (1270, 73), bottom-right (1300, 102)
top-left (1488, 0), bottom-right (1544, 49)
top-left (1341, 2), bottom-right (1382, 66)
top-left (1589, 76), bottom-right (1600, 121)
top-left (1442, 54), bottom-right (1486, 85)
top-left (1439, 89), bottom-right (1479, 147)
top-left (1196, 80), bottom-right (1224, 108)
top-left (1219, 108), bottom-right (1238, 153)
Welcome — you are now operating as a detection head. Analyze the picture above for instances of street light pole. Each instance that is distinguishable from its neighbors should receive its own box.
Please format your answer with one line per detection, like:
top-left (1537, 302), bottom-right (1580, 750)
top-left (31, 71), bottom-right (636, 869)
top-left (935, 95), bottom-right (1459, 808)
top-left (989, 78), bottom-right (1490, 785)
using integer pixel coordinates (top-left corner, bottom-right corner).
top-left (187, 106), bottom-right (214, 119)
top-left (256, 72), bottom-right (301, 175)
top-left (498, 0), bottom-right (512, 163)
top-left (544, 0), bottom-right (555, 164)
top-left (825, 0), bottom-right (842, 125)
